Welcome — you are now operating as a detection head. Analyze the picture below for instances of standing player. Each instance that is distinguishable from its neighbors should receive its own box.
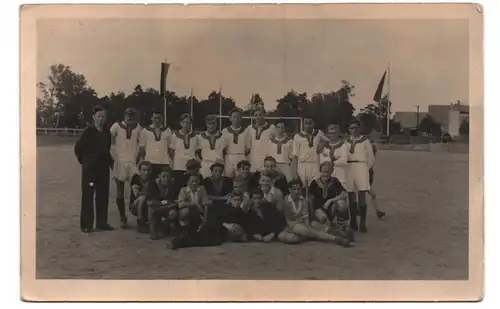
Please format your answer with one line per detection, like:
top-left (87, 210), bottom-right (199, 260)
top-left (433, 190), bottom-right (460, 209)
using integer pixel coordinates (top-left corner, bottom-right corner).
top-left (246, 108), bottom-right (275, 173)
top-left (221, 108), bottom-right (250, 177)
top-left (344, 120), bottom-right (375, 233)
top-left (74, 106), bottom-right (114, 233)
top-left (267, 121), bottom-right (293, 182)
top-left (170, 114), bottom-right (199, 173)
top-left (197, 115), bottom-right (224, 178)
top-left (317, 124), bottom-right (349, 187)
top-left (138, 110), bottom-right (172, 178)
top-left (291, 116), bottom-right (326, 186)
top-left (110, 108), bottom-right (142, 229)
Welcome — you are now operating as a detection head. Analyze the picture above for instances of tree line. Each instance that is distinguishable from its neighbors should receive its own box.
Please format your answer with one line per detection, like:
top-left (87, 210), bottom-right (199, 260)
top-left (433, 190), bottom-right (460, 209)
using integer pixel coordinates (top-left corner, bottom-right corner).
top-left (38, 63), bottom-right (412, 135)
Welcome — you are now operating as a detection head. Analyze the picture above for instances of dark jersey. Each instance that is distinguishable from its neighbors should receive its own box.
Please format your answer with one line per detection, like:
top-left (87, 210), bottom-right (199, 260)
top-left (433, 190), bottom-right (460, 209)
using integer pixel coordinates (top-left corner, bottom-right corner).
top-left (243, 202), bottom-right (286, 236)
top-left (203, 176), bottom-right (233, 197)
top-left (308, 177), bottom-right (345, 210)
top-left (146, 180), bottom-right (178, 204)
top-left (74, 126), bottom-right (113, 170)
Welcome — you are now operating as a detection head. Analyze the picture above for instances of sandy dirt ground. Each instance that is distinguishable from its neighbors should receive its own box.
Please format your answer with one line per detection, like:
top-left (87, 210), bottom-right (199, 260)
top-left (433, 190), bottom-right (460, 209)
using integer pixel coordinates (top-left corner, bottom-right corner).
top-left (35, 136), bottom-right (469, 280)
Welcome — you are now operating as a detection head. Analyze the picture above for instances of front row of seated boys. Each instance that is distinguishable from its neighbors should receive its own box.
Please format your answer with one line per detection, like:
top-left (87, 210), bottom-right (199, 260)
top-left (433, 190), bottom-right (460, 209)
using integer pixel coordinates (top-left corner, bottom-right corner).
top-left (129, 156), bottom-right (354, 250)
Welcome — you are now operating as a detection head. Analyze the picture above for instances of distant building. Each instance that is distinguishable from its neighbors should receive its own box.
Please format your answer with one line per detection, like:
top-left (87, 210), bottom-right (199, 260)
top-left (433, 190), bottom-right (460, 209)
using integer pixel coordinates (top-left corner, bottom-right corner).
top-left (393, 111), bottom-right (427, 129)
top-left (393, 103), bottom-right (469, 137)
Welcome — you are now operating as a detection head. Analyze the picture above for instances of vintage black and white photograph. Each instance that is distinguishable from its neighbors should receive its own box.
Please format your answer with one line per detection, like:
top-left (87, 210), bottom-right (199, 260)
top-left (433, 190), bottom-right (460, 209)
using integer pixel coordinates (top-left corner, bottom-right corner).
top-left (21, 3), bottom-right (483, 301)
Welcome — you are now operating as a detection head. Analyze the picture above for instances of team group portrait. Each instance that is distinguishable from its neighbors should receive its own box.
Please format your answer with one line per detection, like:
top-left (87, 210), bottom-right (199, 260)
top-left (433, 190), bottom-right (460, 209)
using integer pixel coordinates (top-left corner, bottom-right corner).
top-left (35, 16), bottom-right (470, 280)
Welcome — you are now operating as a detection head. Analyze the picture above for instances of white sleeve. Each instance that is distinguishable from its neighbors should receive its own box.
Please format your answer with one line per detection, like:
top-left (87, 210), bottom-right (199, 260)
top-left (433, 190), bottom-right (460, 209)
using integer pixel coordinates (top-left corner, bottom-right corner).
top-left (365, 140), bottom-right (375, 168)
top-left (139, 130), bottom-right (147, 147)
top-left (244, 127), bottom-right (252, 150)
top-left (336, 143), bottom-right (349, 165)
top-left (110, 122), bottom-right (119, 138)
top-left (169, 132), bottom-right (177, 149)
top-left (291, 135), bottom-right (300, 157)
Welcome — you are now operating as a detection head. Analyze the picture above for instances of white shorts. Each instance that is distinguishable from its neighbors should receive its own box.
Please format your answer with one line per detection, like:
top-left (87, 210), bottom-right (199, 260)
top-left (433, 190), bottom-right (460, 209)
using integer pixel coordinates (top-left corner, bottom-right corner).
top-left (224, 154), bottom-right (246, 177)
top-left (297, 162), bottom-right (318, 186)
top-left (200, 160), bottom-right (216, 178)
top-left (113, 161), bottom-right (138, 182)
top-left (249, 154), bottom-right (266, 173)
top-left (276, 162), bottom-right (293, 182)
top-left (333, 165), bottom-right (348, 188)
top-left (345, 162), bottom-right (371, 192)
top-left (173, 156), bottom-right (195, 171)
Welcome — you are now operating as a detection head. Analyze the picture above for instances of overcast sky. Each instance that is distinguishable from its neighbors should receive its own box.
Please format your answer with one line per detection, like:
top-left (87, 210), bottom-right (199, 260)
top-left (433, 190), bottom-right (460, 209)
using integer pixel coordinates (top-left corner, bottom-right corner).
top-left (37, 18), bottom-right (469, 112)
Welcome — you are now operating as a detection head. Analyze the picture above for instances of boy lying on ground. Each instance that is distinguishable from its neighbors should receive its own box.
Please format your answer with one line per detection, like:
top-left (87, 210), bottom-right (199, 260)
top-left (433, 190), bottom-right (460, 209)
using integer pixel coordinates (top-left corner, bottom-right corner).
top-left (277, 179), bottom-right (353, 247)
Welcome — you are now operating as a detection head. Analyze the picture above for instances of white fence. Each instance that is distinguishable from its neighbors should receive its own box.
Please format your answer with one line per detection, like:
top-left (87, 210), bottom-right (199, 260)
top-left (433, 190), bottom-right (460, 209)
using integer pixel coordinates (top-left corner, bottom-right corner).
top-left (36, 127), bottom-right (84, 137)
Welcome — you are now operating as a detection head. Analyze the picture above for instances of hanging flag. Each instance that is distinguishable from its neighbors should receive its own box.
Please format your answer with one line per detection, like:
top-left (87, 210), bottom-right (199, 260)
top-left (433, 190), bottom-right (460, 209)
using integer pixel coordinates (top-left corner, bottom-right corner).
top-left (160, 62), bottom-right (170, 98)
top-left (373, 70), bottom-right (387, 103)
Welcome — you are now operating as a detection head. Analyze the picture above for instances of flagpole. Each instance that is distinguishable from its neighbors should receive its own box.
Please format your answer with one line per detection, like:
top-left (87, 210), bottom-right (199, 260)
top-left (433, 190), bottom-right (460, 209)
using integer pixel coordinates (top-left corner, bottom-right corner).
top-left (219, 85), bottom-right (223, 129)
top-left (190, 87), bottom-right (194, 121)
top-left (386, 61), bottom-right (391, 136)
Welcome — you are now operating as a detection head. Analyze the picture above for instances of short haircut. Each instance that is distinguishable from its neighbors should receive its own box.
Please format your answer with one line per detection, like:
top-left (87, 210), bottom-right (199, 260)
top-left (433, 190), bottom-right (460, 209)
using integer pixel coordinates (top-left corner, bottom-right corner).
top-left (93, 106), bottom-right (106, 115)
top-left (288, 178), bottom-right (303, 188)
top-left (231, 192), bottom-right (243, 200)
top-left (251, 188), bottom-right (264, 197)
top-left (236, 160), bottom-right (251, 169)
top-left (229, 107), bottom-right (243, 116)
top-left (302, 115), bottom-right (315, 122)
top-left (327, 124), bottom-right (340, 131)
top-left (180, 113), bottom-right (192, 122)
top-left (209, 162), bottom-right (224, 171)
top-left (264, 156), bottom-right (277, 163)
top-left (260, 170), bottom-right (275, 179)
top-left (349, 119), bottom-right (361, 127)
top-left (319, 161), bottom-right (333, 171)
top-left (188, 172), bottom-right (202, 181)
top-left (205, 115), bottom-right (217, 123)
top-left (137, 161), bottom-right (152, 170)
top-left (151, 109), bottom-right (163, 116)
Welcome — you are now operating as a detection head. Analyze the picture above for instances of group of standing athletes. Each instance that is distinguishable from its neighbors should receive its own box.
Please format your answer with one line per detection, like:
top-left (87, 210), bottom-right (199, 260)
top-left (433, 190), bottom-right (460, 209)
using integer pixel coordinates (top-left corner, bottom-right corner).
top-left (74, 105), bottom-right (385, 249)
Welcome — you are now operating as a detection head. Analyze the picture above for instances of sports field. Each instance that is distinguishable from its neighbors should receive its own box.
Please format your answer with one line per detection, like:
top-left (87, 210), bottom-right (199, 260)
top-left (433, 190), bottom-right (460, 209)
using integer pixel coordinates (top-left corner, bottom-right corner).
top-left (35, 136), bottom-right (469, 280)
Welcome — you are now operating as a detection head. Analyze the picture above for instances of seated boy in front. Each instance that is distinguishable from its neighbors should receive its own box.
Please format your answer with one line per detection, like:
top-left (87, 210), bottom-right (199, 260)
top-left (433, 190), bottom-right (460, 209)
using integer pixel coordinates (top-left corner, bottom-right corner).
top-left (244, 188), bottom-right (286, 242)
top-left (218, 193), bottom-right (249, 242)
top-left (277, 179), bottom-right (352, 247)
top-left (146, 166), bottom-right (179, 240)
top-left (165, 172), bottom-right (225, 250)
top-left (129, 161), bottom-right (153, 233)
top-left (308, 161), bottom-right (354, 241)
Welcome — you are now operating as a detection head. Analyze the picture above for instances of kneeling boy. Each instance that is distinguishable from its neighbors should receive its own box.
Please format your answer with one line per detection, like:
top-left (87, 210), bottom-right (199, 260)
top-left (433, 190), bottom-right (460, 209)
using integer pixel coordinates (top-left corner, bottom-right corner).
top-left (146, 166), bottom-right (178, 240)
top-left (129, 161), bottom-right (153, 233)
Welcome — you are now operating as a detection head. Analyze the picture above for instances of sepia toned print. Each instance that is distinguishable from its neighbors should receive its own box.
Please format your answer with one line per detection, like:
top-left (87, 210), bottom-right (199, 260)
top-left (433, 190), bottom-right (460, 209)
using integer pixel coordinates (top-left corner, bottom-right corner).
top-left (21, 3), bottom-right (483, 301)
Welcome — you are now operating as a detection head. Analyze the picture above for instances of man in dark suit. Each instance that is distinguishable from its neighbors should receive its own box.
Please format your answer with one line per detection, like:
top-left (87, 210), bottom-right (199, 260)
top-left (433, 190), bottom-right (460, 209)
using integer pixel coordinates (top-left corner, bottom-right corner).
top-left (74, 106), bottom-right (115, 233)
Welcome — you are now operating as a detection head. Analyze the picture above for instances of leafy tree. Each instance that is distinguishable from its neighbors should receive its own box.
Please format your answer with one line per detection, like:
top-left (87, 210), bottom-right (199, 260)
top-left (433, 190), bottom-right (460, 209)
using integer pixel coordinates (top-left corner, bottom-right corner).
top-left (418, 114), bottom-right (442, 136)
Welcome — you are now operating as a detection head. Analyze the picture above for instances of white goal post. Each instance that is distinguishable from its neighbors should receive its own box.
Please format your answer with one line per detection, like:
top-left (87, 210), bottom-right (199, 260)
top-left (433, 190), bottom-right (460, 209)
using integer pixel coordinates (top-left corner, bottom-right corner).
top-left (211, 115), bottom-right (303, 133)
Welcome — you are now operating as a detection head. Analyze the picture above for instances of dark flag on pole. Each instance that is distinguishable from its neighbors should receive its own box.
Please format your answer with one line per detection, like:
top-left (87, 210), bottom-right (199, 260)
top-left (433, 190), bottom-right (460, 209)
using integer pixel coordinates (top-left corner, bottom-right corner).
top-left (373, 70), bottom-right (387, 102)
top-left (160, 62), bottom-right (170, 98)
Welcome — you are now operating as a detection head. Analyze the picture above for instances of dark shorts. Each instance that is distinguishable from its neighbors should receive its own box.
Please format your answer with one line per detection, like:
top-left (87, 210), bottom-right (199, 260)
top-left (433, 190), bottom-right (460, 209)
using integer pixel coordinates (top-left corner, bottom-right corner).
top-left (369, 168), bottom-right (374, 185)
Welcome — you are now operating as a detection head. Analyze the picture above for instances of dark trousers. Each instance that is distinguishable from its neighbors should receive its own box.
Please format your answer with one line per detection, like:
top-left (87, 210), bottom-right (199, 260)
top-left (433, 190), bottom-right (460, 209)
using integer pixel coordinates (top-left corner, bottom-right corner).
top-left (80, 165), bottom-right (110, 230)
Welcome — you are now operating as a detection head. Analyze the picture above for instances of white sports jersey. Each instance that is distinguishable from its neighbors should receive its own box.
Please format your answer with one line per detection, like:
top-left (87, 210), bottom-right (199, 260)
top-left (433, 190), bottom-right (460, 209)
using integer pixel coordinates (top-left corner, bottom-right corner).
top-left (319, 139), bottom-right (349, 165)
top-left (110, 122), bottom-right (142, 163)
top-left (139, 126), bottom-right (172, 165)
top-left (291, 130), bottom-right (325, 163)
top-left (267, 135), bottom-right (293, 164)
top-left (246, 123), bottom-right (276, 160)
top-left (222, 126), bottom-right (250, 155)
top-left (170, 130), bottom-right (199, 170)
top-left (345, 135), bottom-right (375, 168)
top-left (198, 131), bottom-right (224, 162)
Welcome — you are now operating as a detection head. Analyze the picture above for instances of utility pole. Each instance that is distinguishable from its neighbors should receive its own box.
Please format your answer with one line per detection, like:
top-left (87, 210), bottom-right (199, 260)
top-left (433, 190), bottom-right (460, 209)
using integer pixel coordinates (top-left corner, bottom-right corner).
top-left (415, 105), bottom-right (420, 133)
